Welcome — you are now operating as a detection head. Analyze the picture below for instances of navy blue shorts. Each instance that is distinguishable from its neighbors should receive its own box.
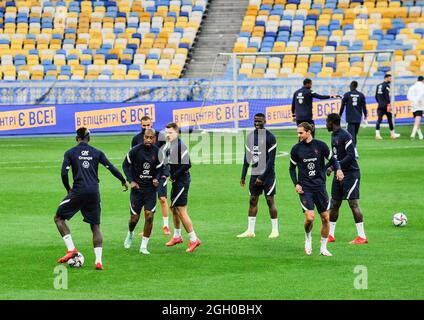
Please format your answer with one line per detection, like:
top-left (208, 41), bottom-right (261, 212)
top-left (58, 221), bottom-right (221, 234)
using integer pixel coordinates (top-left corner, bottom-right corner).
top-left (249, 176), bottom-right (276, 197)
top-left (299, 187), bottom-right (330, 214)
top-left (171, 179), bottom-right (190, 207)
top-left (332, 171), bottom-right (360, 201)
top-left (157, 177), bottom-right (168, 198)
top-left (130, 187), bottom-right (157, 215)
top-left (56, 192), bottom-right (101, 225)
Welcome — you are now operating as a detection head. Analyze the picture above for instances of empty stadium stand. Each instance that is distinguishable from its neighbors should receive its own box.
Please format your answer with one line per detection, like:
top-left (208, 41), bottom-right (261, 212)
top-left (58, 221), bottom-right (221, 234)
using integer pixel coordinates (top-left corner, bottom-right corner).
top-left (0, 0), bottom-right (207, 80)
top-left (233, 0), bottom-right (424, 79)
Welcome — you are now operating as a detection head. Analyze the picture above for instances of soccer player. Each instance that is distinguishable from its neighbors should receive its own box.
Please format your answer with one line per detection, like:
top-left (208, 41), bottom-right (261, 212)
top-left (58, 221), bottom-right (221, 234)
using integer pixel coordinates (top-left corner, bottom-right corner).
top-left (54, 128), bottom-right (129, 270)
top-left (289, 122), bottom-right (344, 256)
top-left (132, 116), bottom-right (170, 235)
top-left (292, 78), bottom-right (340, 137)
top-left (325, 114), bottom-right (368, 245)
top-left (375, 74), bottom-right (401, 140)
top-left (238, 113), bottom-right (279, 238)
top-left (339, 81), bottom-right (368, 145)
top-left (123, 128), bottom-right (164, 254)
top-left (164, 122), bottom-right (201, 253)
top-left (407, 76), bottom-right (424, 140)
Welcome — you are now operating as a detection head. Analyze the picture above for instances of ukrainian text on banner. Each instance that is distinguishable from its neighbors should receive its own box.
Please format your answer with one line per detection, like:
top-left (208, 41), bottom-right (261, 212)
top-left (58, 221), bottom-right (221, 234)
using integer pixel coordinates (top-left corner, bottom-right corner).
top-left (266, 97), bottom-right (413, 125)
top-left (0, 96), bottom-right (414, 136)
top-left (173, 102), bottom-right (250, 127)
top-left (75, 104), bottom-right (155, 130)
top-left (267, 99), bottom-right (343, 125)
top-left (0, 106), bottom-right (56, 131)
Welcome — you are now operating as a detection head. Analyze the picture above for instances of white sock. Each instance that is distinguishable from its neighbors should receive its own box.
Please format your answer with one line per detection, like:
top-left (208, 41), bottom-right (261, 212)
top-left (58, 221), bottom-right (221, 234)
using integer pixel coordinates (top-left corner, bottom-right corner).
top-left (127, 231), bottom-right (134, 238)
top-left (418, 129), bottom-right (423, 139)
top-left (376, 130), bottom-right (381, 136)
top-left (94, 247), bottom-right (102, 264)
top-left (356, 222), bottom-right (366, 239)
top-left (320, 237), bottom-right (328, 251)
top-left (163, 217), bottom-right (169, 228)
top-left (141, 236), bottom-right (149, 249)
top-left (63, 234), bottom-right (75, 251)
top-left (188, 231), bottom-right (197, 242)
top-left (173, 228), bottom-right (181, 238)
top-left (411, 126), bottom-right (417, 138)
top-left (391, 130), bottom-right (397, 135)
top-left (305, 232), bottom-right (311, 242)
top-left (271, 218), bottom-right (278, 233)
top-left (329, 222), bottom-right (337, 237)
top-left (248, 217), bottom-right (256, 233)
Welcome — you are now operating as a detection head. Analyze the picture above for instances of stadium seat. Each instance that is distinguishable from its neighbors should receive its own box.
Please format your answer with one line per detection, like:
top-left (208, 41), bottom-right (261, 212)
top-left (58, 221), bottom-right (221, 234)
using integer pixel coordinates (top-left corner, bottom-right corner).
top-left (233, 0), bottom-right (424, 79)
top-left (0, 0), bottom-right (208, 80)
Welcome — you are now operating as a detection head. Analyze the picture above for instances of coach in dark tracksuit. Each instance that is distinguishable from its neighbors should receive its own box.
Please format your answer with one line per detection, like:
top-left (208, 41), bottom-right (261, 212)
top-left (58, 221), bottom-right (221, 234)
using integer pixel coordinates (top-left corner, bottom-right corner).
top-left (375, 74), bottom-right (400, 139)
top-left (292, 78), bottom-right (339, 137)
top-left (339, 81), bottom-right (368, 144)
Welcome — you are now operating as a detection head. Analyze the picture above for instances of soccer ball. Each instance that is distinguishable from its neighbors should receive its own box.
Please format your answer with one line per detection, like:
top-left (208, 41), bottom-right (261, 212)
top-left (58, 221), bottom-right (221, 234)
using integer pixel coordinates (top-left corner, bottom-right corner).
top-left (67, 252), bottom-right (85, 268)
top-left (393, 213), bottom-right (408, 227)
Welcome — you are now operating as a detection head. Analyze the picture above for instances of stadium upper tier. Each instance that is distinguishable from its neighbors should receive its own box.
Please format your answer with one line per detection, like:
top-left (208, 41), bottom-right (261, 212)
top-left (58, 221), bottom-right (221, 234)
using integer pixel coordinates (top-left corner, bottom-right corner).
top-left (233, 0), bottom-right (424, 79)
top-left (0, 0), bottom-right (206, 80)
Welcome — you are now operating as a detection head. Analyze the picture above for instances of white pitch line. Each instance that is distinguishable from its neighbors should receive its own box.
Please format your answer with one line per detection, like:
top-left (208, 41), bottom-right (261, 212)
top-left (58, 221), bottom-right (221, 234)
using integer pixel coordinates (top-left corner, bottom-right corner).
top-left (359, 145), bottom-right (424, 151)
top-left (0, 165), bottom-right (59, 170)
top-left (0, 144), bottom-right (27, 147)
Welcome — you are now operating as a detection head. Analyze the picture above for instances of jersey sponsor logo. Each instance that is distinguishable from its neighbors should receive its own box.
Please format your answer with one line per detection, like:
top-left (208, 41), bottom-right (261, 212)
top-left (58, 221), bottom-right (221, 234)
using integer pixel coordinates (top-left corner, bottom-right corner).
top-left (81, 150), bottom-right (89, 156)
top-left (79, 155), bottom-right (93, 161)
top-left (143, 163), bottom-right (151, 170)
top-left (297, 92), bottom-right (304, 104)
top-left (303, 157), bottom-right (317, 162)
top-left (307, 163), bottom-right (315, 170)
top-left (82, 161), bottom-right (90, 169)
top-left (251, 145), bottom-right (262, 164)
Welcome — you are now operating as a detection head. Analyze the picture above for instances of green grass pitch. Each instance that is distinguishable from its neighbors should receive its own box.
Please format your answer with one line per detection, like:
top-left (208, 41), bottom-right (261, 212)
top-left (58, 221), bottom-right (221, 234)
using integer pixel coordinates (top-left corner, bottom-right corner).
top-left (0, 125), bottom-right (423, 299)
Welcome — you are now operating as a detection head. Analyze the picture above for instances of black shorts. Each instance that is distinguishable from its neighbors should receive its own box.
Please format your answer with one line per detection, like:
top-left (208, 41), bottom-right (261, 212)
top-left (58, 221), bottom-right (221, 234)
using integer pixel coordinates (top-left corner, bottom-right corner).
top-left (157, 177), bottom-right (168, 198)
top-left (332, 171), bottom-right (360, 201)
top-left (377, 108), bottom-right (392, 118)
top-left (56, 192), bottom-right (101, 225)
top-left (299, 187), bottom-right (330, 214)
top-left (249, 176), bottom-right (276, 197)
top-left (130, 187), bottom-right (157, 215)
top-left (413, 111), bottom-right (423, 117)
top-left (171, 179), bottom-right (190, 207)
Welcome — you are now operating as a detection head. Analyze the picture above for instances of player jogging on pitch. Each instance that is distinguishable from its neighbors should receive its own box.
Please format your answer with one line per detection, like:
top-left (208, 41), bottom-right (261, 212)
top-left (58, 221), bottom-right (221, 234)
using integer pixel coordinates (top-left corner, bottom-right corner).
top-left (123, 128), bottom-right (164, 254)
top-left (131, 116), bottom-right (171, 235)
top-left (326, 113), bottom-right (368, 245)
top-left (289, 122), bottom-right (344, 256)
top-left (164, 122), bottom-right (201, 253)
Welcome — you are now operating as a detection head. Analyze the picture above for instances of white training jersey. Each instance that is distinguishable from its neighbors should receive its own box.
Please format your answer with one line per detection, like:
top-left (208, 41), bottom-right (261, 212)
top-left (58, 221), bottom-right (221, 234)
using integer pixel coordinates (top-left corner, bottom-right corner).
top-left (407, 81), bottom-right (424, 112)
